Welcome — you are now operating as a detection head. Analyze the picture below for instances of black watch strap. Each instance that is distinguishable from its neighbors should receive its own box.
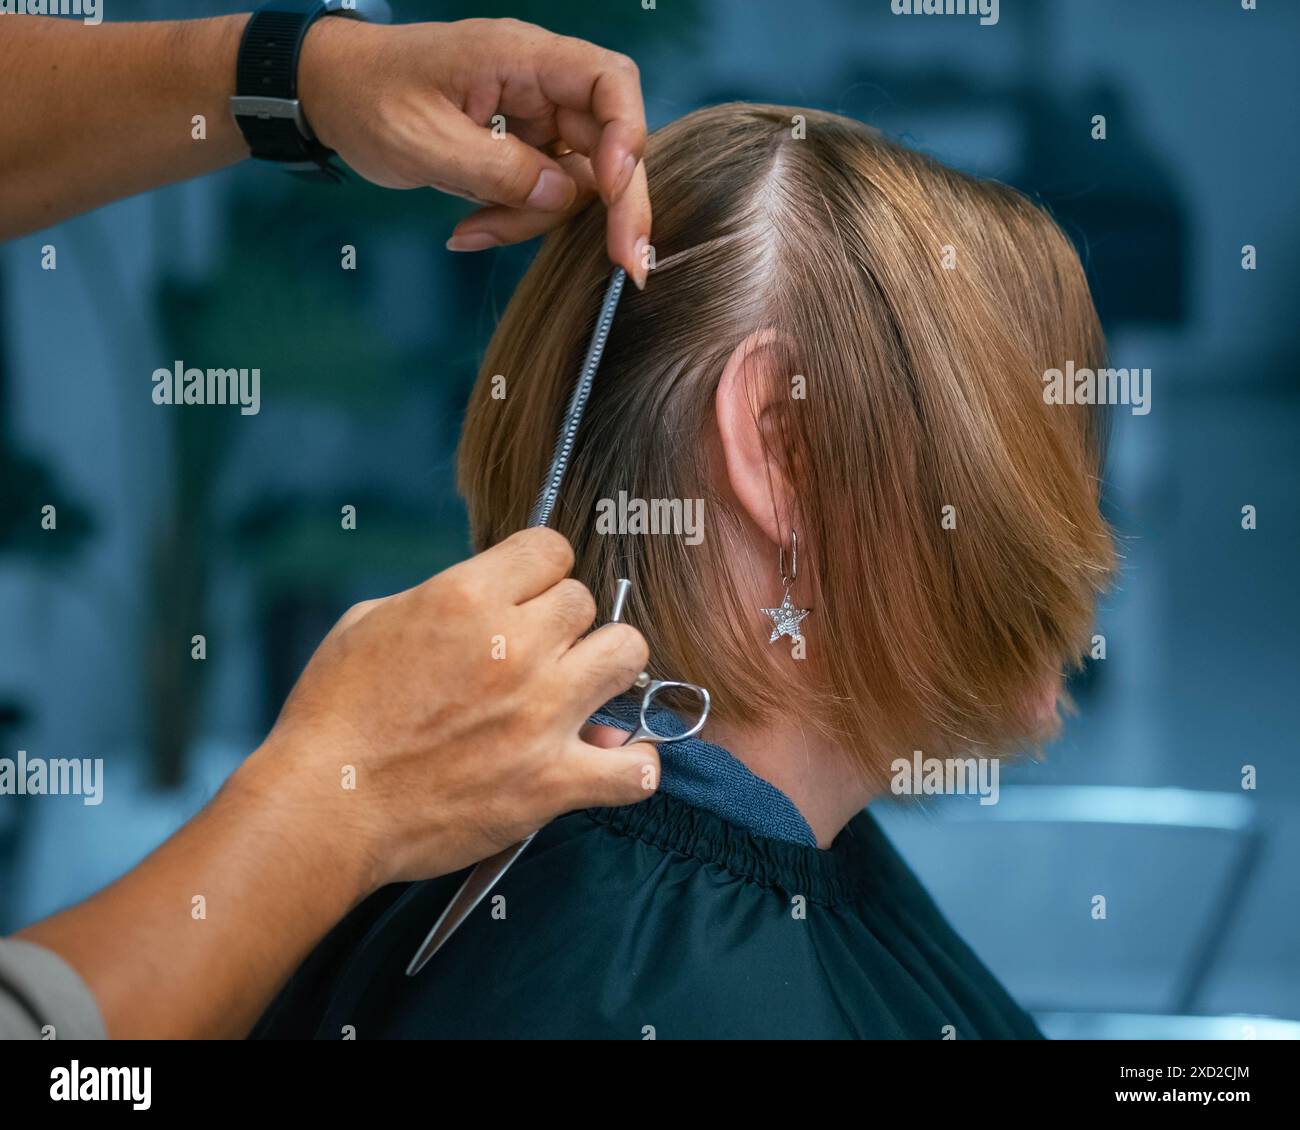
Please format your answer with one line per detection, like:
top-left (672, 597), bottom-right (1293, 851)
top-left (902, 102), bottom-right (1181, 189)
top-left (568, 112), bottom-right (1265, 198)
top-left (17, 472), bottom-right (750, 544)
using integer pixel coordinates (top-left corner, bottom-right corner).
top-left (230, 1), bottom-right (346, 182)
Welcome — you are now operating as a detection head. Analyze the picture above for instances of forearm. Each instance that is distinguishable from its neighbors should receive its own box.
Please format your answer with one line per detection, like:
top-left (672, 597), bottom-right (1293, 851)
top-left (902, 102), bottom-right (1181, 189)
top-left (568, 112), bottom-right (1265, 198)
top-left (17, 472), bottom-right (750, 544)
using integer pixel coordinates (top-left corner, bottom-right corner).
top-left (15, 743), bottom-right (372, 1039)
top-left (5, 529), bottom-right (654, 1038)
top-left (0, 14), bottom-right (251, 240)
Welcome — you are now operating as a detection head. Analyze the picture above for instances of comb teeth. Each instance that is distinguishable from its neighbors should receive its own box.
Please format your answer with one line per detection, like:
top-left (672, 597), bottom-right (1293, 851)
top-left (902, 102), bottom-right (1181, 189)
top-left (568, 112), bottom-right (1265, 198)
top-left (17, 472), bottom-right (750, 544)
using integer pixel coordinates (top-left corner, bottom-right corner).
top-left (528, 268), bottom-right (628, 528)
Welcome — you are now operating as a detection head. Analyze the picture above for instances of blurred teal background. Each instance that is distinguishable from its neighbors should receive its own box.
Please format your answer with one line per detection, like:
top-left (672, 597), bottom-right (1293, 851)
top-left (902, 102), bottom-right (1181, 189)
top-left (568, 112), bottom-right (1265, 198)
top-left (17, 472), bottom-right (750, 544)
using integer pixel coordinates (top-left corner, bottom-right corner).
top-left (1, 0), bottom-right (1297, 1037)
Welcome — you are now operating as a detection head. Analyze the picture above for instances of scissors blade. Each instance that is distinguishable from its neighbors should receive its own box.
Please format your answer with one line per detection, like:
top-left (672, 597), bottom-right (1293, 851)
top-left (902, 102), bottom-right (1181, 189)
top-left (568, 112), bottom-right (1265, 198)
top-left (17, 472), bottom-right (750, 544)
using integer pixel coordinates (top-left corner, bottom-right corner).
top-left (405, 832), bottom-right (535, 977)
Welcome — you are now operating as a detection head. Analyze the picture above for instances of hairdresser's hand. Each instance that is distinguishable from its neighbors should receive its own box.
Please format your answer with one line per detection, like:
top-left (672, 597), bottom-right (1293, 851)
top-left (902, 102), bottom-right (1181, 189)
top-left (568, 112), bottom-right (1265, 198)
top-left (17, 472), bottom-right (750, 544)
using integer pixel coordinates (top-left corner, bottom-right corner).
top-left (299, 17), bottom-right (652, 285)
top-left (17, 528), bottom-right (658, 1039)
top-left (243, 527), bottom-right (659, 889)
top-left (1, 16), bottom-right (649, 276)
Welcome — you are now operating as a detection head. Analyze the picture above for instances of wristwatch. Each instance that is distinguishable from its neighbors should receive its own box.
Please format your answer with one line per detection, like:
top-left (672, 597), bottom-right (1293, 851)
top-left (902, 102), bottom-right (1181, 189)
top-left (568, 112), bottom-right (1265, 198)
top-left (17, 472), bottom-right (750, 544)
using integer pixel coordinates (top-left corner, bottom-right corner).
top-left (230, 0), bottom-right (392, 182)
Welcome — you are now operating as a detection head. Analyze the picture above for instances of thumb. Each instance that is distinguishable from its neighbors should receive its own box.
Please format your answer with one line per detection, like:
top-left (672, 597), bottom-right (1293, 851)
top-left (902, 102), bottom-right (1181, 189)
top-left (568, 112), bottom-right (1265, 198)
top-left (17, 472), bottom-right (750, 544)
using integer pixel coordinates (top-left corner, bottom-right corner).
top-left (565, 743), bottom-right (661, 810)
top-left (433, 113), bottom-right (577, 212)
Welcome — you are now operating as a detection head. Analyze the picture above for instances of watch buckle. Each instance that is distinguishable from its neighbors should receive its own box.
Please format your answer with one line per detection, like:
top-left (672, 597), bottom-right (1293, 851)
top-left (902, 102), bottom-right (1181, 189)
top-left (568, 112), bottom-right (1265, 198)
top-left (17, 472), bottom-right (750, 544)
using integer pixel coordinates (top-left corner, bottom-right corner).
top-left (229, 95), bottom-right (315, 141)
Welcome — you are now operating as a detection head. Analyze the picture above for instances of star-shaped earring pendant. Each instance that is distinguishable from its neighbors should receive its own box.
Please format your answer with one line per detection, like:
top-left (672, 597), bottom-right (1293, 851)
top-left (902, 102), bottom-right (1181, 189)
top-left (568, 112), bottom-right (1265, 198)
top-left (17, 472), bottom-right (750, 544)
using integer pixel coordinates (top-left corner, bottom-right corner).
top-left (761, 589), bottom-right (810, 643)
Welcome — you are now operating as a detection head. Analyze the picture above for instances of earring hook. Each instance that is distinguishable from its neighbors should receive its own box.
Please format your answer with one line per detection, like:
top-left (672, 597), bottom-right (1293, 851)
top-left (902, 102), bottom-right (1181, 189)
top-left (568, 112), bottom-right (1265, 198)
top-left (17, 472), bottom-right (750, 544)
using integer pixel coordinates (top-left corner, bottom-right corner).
top-left (779, 530), bottom-right (798, 588)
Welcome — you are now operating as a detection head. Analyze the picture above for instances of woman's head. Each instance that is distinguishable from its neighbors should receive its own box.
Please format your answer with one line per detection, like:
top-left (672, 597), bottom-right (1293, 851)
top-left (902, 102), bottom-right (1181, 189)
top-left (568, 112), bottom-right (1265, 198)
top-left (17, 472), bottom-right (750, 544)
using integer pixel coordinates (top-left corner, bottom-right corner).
top-left (459, 102), bottom-right (1114, 788)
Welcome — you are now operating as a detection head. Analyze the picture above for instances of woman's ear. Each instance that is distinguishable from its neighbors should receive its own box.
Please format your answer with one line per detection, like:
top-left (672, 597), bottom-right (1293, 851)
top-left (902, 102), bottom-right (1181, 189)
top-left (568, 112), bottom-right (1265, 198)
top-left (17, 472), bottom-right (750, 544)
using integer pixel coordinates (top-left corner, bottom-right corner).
top-left (714, 329), bottom-right (794, 550)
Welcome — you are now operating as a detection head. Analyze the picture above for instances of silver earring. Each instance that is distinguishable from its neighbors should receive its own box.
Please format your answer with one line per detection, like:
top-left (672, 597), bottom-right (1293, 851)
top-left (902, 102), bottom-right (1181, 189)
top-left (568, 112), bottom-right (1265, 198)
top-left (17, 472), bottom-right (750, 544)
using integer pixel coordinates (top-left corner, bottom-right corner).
top-left (760, 530), bottom-right (810, 644)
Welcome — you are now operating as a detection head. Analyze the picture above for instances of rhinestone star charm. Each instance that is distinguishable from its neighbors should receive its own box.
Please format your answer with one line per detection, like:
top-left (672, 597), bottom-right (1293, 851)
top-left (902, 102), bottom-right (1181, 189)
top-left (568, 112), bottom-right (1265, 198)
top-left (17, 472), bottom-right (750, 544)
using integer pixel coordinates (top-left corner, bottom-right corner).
top-left (761, 589), bottom-right (810, 643)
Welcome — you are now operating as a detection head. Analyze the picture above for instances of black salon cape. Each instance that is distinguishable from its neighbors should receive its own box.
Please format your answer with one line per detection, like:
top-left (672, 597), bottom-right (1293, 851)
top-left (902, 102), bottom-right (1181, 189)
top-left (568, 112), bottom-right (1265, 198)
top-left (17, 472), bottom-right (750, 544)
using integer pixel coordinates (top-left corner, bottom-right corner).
top-left (253, 791), bottom-right (1042, 1039)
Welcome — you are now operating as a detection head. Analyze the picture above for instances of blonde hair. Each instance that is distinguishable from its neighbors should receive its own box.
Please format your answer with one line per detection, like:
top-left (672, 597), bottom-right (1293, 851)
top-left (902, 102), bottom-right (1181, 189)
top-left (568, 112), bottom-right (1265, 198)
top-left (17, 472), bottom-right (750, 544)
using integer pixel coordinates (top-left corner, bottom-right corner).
top-left (459, 103), bottom-right (1114, 789)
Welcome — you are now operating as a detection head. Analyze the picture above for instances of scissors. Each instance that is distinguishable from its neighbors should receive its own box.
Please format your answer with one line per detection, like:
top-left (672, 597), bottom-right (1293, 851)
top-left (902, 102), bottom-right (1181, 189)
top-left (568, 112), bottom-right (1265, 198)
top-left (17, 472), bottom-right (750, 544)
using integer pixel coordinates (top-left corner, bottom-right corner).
top-left (406, 269), bottom-right (712, 977)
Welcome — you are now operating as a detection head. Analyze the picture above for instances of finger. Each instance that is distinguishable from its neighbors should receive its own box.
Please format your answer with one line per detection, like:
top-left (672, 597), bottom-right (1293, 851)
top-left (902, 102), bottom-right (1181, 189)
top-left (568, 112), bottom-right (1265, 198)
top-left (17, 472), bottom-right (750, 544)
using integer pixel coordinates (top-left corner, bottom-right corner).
top-left (486, 107), bottom-right (595, 161)
top-left (558, 622), bottom-right (650, 717)
top-left (523, 576), bottom-right (597, 653)
top-left (553, 107), bottom-right (602, 156)
top-left (430, 112), bottom-right (579, 214)
top-left (449, 152), bottom-right (598, 250)
top-left (503, 110), bottom-right (562, 150)
top-left (580, 721), bottom-right (633, 749)
top-left (529, 37), bottom-right (647, 206)
top-left (450, 151), bottom-right (651, 283)
top-left (562, 743), bottom-right (661, 810)
top-left (608, 158), bottom-right (652, 288)
top-left (436, 527), bottom-right (574, 605)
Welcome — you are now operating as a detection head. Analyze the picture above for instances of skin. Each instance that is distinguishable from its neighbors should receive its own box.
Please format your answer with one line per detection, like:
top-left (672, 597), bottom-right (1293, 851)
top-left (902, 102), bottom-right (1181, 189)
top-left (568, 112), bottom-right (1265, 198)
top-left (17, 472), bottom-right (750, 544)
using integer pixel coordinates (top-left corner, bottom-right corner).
top-left (3, 13), bottom-right (658, 1035)
top-left (16, 528), bottom-right (660, 1038)
top-left (704, 334), bottom-right (1058, 845)
top-left (0, 15), bottom-right (653, 284)
top-left (705, 334), bottom-right (879, 846)
top-left (577, 333), bottom-right (875, 848)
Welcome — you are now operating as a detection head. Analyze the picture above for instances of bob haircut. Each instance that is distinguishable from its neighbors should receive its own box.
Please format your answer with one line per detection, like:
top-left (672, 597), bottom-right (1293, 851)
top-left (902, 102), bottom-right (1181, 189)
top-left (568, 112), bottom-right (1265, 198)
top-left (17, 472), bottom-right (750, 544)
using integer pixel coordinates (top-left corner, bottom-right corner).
top-left (458, 102), bottom-right (1115, 788)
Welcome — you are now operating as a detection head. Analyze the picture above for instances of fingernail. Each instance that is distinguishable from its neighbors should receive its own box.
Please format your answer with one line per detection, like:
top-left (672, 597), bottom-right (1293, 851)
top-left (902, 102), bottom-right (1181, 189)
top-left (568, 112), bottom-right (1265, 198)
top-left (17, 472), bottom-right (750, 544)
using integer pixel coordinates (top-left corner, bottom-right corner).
top-left (612, 153), bottom-right (636, 202)
top-left (446, 231), bottom-right (499, 252)
top-left (526, 168), bottom-right (572, 211)
top-left (632, 236), bottom-right (649, 290)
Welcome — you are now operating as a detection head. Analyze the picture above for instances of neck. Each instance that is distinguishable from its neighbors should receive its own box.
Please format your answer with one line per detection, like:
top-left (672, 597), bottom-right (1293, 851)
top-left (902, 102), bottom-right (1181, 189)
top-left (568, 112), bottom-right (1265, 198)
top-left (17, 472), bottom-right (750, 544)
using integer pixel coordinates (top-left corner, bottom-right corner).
top-left (702, 715), bottom-right (878, 848)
